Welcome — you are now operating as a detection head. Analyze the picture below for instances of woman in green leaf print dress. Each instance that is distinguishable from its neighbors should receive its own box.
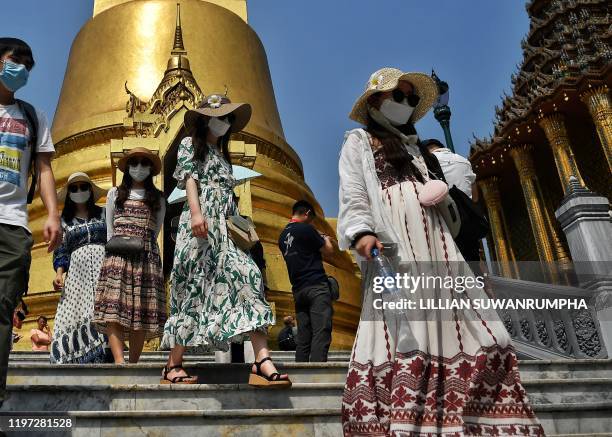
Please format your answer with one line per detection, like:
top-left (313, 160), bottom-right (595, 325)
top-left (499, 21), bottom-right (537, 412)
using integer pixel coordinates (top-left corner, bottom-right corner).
top-left (160, 95), bottom-right (291, 387)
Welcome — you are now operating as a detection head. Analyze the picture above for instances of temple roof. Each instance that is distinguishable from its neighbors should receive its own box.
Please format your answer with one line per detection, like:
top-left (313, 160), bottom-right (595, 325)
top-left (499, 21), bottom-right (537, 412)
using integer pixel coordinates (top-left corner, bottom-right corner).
top-left (469, 0), bottom-right (611, 163)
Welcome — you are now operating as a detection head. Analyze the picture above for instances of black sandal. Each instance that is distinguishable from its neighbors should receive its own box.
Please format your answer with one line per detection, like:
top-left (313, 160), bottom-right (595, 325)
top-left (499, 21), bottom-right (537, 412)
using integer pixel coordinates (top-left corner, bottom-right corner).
top-left (160, 364), bottom-right (199, 384)
top-left (248, 357), bottom-right (292, 388)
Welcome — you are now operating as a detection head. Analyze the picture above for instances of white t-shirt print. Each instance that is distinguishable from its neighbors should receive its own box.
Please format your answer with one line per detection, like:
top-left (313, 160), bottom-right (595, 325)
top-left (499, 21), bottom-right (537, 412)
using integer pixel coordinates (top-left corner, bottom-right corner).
top-left (0, 103), bottom-right (55, 231)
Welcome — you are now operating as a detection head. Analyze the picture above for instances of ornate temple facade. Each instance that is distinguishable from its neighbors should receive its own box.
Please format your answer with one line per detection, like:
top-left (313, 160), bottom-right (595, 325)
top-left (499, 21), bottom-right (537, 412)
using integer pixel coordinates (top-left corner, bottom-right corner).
top-left (470, 0), bottom-right (611, 281)
top-left (20, 0), bottom-right (361, 350)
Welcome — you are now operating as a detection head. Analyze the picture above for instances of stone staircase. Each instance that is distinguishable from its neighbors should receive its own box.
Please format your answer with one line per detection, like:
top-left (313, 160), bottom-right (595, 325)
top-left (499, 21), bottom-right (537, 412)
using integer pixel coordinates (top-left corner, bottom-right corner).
top-left (2, 352), bottom-right (612, 436)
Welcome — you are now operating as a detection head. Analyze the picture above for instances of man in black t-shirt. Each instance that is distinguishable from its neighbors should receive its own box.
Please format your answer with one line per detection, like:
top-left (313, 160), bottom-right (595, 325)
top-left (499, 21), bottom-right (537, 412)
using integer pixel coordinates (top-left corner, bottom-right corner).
top-left (279, 200), bottom-right (334, 362)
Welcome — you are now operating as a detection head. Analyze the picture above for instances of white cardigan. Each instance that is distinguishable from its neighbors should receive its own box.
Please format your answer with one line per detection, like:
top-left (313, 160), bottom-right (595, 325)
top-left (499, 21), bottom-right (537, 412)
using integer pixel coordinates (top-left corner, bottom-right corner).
top-left (336, 128), bottom-right (430, 257)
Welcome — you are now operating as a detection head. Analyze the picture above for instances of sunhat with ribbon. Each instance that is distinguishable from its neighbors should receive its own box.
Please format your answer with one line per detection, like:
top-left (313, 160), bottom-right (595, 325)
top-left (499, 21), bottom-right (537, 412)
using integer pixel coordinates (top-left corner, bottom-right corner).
top-left (185, 94), bottom-right (252, 133)
top-left (349, 67), bottom-right (439, 126)
top-left (117, 147), bottom-right (162, 176)
top-left (57, 172), bottom-right (105, 204)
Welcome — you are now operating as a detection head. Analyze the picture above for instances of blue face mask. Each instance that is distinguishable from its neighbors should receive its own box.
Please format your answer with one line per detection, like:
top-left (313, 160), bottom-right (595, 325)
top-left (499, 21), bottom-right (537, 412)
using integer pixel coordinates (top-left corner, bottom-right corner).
top-left (0, 60), bottom-right (29, 92)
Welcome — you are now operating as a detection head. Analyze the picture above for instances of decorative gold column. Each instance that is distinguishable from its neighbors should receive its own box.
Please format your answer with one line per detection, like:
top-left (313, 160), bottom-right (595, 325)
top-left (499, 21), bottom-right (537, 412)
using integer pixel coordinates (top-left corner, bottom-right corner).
top-left (478, 177), bottom-right (514, 278)
top-left (540, 191), bottom-right (571, 264)
top-left (510, 144), bottom-right (560, 282)
top-left (581, 85), bottom-right (612, 173)
top-left (538, 113), bottom-right (585, 194)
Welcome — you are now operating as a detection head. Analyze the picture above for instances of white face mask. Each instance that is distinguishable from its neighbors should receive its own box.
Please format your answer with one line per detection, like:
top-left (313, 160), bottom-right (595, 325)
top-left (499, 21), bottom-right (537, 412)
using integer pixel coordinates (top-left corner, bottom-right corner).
top-left (379, 99), bottom-right (415, 126)
top-left (208, 117), bottom-right (231, 138)
top-left (69, 190), bottom-right (90, 204)
top-left (129, 164), bottom-right (151, 182)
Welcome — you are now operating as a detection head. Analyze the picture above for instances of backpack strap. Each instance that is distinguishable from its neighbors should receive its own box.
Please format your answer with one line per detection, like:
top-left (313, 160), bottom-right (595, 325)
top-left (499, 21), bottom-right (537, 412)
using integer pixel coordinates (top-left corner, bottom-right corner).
top-left (15, 99), bottom-right (39, 204)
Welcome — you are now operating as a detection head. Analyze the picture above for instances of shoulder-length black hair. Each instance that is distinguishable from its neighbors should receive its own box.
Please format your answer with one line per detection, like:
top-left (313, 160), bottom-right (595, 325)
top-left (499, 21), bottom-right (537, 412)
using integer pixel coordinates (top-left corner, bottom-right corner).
top-left (116, 157), bottom-right (163, 212)
top-left (61, 184), bottom-right (103, 222)
top-left (191, 114), bottom-right (235, 165)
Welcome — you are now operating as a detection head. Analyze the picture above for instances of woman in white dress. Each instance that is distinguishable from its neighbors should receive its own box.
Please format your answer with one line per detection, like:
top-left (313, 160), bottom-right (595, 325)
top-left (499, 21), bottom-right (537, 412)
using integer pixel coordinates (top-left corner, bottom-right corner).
top-left (337, 68), bottom-right (543, 436)
top-left (51, 172), bottom-right (110, 363)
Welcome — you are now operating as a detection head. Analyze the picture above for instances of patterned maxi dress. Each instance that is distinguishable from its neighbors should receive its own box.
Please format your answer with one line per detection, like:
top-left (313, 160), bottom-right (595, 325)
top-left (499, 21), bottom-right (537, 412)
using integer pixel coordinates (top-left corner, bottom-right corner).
top-left (51, 211), bottom-right (110, 363)
top-left (340, 134), bottom-right (544, 436)
top-left (93, 197), bottom-right (166, 339)
top-left (161, 137), bottom-right (274, 351)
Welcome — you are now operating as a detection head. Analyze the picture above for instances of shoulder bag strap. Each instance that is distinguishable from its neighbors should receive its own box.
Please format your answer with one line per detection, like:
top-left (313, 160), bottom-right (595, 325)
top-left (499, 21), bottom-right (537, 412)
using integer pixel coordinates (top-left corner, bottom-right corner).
top-left (16, 99), bottom-right (39, 204)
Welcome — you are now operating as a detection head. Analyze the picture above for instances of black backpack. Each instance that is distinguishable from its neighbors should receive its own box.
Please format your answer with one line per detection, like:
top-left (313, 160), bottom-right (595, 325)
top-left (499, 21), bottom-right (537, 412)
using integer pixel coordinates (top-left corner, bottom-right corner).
top-left (15, 99), bottom-right (39, 204)
top-left (277, 326), bottom-right (297, 351)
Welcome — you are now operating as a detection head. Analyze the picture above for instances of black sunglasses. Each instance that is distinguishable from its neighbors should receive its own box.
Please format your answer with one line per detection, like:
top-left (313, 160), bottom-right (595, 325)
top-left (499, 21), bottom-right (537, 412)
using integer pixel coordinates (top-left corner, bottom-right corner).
top-left (69, 183), bottom-right (90, 193)
top-left (392, 88), bottom-right (420, 107)
top-left (16, 311), bottom-right (26, 321)
top-left (128, 157), bottom-right (152, 167)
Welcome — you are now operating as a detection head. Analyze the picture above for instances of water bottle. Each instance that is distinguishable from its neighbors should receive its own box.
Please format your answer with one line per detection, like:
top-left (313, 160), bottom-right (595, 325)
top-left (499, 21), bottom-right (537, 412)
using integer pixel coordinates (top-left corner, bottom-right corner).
top-left (370, 248), bottom-right (400, 295)
top-left (370, 248), bottom-right (408, 317)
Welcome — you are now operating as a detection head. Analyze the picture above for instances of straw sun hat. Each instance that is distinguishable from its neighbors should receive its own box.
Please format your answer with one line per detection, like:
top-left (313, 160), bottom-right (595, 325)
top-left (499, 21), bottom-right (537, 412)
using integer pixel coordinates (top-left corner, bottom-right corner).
top-left (349, 67), bottom-right (439, 126)
top-left (57, 172), bottom-right (105, 204)
top-left (184, 94), bottom-right (252, 133)
top-left (117, 147), bottom-right (162, 176)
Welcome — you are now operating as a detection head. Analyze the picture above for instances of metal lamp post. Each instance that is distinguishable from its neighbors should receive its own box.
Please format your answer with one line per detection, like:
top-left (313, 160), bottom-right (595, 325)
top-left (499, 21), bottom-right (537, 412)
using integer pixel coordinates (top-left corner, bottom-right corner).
top-left (431, 70), bottom-right (455, 153)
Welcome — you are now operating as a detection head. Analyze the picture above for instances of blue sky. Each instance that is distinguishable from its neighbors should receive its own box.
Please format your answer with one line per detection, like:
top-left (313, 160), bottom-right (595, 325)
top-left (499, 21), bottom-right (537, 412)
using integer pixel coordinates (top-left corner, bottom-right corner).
top-left (4, 0), bottom-right (529, 217)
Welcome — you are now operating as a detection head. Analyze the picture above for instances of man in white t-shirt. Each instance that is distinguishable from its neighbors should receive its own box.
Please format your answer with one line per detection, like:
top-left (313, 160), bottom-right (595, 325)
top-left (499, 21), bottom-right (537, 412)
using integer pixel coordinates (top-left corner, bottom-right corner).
top-left (423, 138), bottom-right (482, 263)
top-left (0, 38), bottom-right (61, 406)
top-left (424, 138), bottom-right (478, 200)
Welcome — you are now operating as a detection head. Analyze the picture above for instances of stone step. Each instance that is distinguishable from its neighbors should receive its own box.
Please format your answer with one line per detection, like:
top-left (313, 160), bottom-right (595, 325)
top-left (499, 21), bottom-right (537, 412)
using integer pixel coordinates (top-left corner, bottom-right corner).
top-left (517, 358), bottom-right (612, 380)
top-left (523, 378), bottom-right (612, 405)
top-left (7, 362), bottom-right (349, 385)
top-left (5, 357), bottom-right (612, 435)
top-left (1, 409), bottom-right (342, 437)
top-left (1, 383), bottom-right (344, 412)
top-left (535, 401), bottom-right (612, 436)
top-left (8, 350), bottom-right (352, 363)
top-left (4, 404), bottom-right (612, 437)
top-left (8, 358), bottom-right (612, 386)
top-left (3, 379), bottom-right (612, 413)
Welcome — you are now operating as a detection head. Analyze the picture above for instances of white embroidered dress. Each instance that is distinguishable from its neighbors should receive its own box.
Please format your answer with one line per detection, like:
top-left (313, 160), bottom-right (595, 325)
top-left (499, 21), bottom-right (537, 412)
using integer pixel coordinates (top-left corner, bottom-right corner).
top-left (337, 129), bottom-right (543, 436)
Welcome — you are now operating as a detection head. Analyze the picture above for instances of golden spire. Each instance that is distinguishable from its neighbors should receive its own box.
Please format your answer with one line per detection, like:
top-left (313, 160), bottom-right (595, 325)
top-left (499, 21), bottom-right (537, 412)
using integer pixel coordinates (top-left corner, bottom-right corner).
top-left (130, 1), bottom-right (204, 131)
top-left (166, 3), bottom-right (190, 73)
top-left (172, 3), bottom-right (186, 55)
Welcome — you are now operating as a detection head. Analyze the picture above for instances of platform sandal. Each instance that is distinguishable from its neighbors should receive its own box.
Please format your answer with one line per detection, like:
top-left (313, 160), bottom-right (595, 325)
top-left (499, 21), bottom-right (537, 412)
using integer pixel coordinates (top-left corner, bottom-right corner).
top-left (248, 357), bottom-right (292, 388)
top-left (160, 364), bottom-right (199, 384)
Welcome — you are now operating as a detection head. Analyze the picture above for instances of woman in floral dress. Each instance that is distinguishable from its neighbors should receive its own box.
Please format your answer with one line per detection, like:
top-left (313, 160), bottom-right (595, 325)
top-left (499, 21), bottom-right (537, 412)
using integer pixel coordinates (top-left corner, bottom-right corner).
top-left (161, 95), bottom-right (290, 387)
top-left (338, 68), bottom-right (543, 435)
top-left (51, 172), bottom-right (110, 363)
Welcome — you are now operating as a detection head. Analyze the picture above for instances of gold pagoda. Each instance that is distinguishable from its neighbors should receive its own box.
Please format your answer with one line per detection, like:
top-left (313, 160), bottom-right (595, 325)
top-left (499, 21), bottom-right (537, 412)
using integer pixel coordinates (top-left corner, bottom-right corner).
top-left (470, 0), bottom-right (611, 280)
top-left (19, 0), bottom-right (361, 350)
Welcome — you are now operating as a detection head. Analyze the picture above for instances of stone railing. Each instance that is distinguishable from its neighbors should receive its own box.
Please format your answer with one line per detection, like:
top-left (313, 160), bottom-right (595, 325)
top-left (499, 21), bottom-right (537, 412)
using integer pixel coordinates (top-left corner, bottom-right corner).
top-left (369, 242), bottom-right (609, 360)
top-left (489, 275), bottom-right (608, 359)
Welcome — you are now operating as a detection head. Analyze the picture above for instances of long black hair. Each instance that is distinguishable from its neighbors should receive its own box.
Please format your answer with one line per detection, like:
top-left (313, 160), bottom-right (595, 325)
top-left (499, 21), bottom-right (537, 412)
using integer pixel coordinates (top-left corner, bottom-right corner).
top-left (365, 113), bottom-right (432, 183)
top-left (61, 184), bottom-right (103, 222)
top-left (116, 157), bottom-right (163, 212)
top-left (191, 114), bottom-right (235, 164)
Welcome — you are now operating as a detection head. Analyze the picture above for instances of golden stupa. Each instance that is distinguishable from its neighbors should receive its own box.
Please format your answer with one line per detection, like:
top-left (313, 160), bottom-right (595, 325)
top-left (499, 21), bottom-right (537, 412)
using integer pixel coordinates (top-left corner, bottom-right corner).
top-left (20, 0), bottom-right (361, 350)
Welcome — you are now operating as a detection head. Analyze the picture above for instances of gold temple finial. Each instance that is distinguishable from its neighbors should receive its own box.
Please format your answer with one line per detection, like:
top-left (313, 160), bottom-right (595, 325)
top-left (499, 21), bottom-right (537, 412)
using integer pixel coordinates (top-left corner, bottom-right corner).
top-left (172, 3), bottom-right (186, 55)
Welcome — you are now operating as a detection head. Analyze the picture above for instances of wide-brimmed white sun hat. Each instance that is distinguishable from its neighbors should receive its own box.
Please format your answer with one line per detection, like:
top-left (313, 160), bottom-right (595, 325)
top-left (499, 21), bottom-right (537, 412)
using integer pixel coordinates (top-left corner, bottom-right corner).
top-left (349, 67), bottom-right (439, 125)
top-left (57, 172), bottom-right (105, 204)
top-left (185, 94), bottom-right (252, 133)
